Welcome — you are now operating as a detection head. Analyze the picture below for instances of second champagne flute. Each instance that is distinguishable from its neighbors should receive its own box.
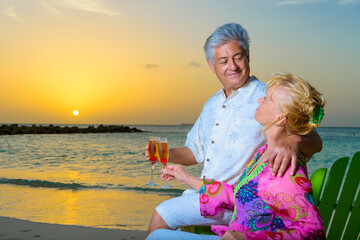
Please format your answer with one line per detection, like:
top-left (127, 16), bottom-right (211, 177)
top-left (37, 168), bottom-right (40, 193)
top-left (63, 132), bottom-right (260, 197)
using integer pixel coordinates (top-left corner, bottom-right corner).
top-left (156, 137), bottom-right (173, 189)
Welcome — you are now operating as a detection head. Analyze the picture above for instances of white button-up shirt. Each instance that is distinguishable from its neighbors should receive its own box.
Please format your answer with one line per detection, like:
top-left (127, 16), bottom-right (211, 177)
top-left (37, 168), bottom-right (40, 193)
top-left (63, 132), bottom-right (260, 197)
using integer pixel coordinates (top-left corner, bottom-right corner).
top-left (184, 76), bottom-right (266, 193)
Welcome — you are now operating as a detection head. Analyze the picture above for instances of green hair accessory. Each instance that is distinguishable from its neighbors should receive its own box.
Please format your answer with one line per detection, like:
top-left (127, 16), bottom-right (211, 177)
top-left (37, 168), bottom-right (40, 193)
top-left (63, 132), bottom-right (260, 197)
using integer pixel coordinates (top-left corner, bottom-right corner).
top-left (310, 106), bottom-right (324, 124)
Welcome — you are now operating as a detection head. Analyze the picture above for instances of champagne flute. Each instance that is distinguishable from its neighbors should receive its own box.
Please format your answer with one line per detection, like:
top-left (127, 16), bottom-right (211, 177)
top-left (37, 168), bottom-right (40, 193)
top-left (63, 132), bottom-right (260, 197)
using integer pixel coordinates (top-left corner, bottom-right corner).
top-left (145, 136), bottom-right (159, 186)
top-left (156, 137), bottom-right (173, 188)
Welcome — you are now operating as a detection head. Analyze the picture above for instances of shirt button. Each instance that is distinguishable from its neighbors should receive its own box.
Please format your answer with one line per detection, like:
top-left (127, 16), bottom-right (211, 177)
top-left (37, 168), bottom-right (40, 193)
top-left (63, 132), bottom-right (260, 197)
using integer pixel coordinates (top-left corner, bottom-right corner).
top-left (211, 140), bottom-right (215, 144)
top-left (206, 158), bottom-right (210, 162)
top-left (215, 123), bottom-right (219, 126)
top-left (222, 105), bottom-right (226, 108)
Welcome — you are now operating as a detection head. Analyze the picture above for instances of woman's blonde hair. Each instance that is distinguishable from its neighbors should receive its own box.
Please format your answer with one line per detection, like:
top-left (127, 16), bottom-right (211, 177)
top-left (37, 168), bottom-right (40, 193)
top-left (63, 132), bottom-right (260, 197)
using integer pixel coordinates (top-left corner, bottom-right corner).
top-left (267, 73), bottom-right (326, 135)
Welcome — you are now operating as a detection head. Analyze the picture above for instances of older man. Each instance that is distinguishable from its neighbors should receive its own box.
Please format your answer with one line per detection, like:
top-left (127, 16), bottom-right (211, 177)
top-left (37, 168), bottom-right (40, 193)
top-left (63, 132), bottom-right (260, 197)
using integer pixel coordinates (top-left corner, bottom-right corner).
top-left (147, 23), bottom-right (322, 235)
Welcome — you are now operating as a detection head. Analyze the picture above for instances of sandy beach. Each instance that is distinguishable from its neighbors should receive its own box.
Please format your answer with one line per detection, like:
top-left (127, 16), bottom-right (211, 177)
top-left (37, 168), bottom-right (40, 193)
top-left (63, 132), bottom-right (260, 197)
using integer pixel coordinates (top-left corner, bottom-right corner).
top-left (0, 216), bottom-right (146, 240)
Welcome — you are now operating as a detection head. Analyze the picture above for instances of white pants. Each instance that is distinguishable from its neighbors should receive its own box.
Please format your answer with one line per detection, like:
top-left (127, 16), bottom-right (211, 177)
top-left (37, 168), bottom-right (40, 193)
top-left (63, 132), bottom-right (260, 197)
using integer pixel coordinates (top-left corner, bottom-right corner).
top-left (146, 229), bottom-right (221, 240)
top-left (155, 191), bottom-right (232, 229)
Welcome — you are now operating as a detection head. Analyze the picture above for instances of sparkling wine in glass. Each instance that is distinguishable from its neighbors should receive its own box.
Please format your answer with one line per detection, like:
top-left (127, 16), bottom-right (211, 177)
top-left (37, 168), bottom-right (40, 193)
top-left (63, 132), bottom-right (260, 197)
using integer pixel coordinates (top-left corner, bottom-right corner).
top-left (156, 137), bottom-right (173, 188)
top-left (145, 137), bottom-right (159, 186)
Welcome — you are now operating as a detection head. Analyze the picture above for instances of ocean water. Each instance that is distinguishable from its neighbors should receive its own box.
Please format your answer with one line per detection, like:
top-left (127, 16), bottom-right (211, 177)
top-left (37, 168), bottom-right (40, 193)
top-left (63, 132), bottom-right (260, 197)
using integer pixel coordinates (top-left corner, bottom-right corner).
top-left (0, 125), bottom-right (359, 231)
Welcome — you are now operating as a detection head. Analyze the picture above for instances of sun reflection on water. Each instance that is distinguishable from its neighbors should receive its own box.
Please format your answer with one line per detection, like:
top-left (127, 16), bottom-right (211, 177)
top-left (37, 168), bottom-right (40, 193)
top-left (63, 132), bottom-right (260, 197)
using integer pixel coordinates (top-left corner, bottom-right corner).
top-left (0, 184), bottom-right (171, 230)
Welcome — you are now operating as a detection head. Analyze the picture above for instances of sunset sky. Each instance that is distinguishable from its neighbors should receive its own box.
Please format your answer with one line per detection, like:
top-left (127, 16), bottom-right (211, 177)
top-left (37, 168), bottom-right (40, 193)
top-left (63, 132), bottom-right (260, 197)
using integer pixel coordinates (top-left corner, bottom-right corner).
top-left (0, 0), bottom-right (359, 127)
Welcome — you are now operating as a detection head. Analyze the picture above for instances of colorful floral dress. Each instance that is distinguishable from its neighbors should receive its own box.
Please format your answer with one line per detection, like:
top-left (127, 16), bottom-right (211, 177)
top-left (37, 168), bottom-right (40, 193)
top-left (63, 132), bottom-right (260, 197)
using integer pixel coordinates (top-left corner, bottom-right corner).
top-left (199, 144), bottom-right (326, 239)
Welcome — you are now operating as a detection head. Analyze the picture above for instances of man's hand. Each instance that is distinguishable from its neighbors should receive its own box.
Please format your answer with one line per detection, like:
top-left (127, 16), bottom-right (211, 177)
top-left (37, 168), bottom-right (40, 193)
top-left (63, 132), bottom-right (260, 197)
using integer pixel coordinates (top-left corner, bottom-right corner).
top-left (263, 130), bottom-right (322, 176)
top-left (145, 143), bottom-right (150, 160)
top-left (263, 135), bottom-right (300, 177)
top-left (220, 230), bottom-right (246, 240)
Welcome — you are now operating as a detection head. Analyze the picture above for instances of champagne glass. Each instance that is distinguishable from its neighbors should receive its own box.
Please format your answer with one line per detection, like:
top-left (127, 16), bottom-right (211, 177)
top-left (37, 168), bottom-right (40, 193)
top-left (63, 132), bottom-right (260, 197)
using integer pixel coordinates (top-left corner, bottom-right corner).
top-left (156, 137), bottom-right (173, 188)
top-left (145, 136), bottom-right (159, 186)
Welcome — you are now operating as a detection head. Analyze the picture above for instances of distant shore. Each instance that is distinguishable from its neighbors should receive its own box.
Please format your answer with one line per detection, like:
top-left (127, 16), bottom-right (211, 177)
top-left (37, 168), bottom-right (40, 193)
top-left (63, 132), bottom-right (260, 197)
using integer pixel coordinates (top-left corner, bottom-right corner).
top-left (0, 216), bottom-right (146, 240)
top-left (0, 124), bottom-right (142, 135)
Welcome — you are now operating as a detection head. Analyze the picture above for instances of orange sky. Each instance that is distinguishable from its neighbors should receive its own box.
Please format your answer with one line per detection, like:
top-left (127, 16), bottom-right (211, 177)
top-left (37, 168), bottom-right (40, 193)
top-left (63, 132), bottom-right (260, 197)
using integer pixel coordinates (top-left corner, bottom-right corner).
top-left (1, 0), bottom-right (359, 126)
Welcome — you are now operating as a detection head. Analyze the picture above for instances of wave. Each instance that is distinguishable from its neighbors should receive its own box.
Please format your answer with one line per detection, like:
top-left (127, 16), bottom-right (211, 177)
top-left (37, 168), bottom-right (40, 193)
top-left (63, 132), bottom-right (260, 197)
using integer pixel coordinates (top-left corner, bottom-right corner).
top-left (0, 178), bottom-right (183, 196)
top-left (118, 185), bottom-right (184, 196)
top-left (0, 178), bottom-right (92, 190)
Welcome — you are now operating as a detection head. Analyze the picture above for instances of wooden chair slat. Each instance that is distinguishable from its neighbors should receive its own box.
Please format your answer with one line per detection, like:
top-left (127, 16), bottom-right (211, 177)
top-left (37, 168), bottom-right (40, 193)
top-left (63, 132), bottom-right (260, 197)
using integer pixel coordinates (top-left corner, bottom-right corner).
top-left (327, 152), bottom-right (360, 239)
top-left (342, 185), bottom-right (360, 240)
top-left (318, 157), bottom-right (349, 229)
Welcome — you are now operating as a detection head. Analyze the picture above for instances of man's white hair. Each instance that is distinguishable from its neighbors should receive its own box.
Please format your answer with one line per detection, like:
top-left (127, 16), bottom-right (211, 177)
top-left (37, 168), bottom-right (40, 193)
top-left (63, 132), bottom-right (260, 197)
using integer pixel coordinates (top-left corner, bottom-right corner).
top-left (204, 23), bottom-right (250, 64)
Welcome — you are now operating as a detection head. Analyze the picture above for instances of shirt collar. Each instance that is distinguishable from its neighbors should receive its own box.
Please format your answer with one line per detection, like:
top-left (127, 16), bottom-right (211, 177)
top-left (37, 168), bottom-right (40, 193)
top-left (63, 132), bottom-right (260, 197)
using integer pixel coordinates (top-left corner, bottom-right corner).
top-left (216, 75), bottom-right (257, 100)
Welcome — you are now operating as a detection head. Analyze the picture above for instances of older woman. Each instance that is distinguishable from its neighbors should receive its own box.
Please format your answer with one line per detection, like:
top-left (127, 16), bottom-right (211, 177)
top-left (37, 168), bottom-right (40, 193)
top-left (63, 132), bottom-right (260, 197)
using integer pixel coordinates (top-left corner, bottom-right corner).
top-left (146, 73), bottom-right (326, 240)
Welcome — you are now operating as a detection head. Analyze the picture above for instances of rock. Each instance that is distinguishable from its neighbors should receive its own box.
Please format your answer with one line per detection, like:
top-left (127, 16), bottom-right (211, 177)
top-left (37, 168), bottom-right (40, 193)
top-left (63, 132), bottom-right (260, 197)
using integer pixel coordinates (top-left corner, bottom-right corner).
top-left (0, 124), bottom-right (142, 135)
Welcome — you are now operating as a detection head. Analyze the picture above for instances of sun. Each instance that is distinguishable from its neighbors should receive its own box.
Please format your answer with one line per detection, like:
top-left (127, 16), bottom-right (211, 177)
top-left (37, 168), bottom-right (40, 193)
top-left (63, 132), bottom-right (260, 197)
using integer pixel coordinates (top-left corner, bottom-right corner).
top-left (73, 110), bottom-right (79, 116)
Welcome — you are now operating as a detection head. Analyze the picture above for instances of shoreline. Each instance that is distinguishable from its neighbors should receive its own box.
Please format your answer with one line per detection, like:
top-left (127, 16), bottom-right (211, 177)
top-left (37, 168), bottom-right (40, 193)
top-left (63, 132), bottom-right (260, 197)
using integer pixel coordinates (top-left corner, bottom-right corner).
top-left (0, 216), bottom-right (146, 240)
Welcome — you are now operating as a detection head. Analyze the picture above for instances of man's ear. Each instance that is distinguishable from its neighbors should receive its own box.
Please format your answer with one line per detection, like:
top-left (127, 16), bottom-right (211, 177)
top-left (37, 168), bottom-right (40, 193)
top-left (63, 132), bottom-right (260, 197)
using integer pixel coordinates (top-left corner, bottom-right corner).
top-left (207, 59), bottom-right (215, 73)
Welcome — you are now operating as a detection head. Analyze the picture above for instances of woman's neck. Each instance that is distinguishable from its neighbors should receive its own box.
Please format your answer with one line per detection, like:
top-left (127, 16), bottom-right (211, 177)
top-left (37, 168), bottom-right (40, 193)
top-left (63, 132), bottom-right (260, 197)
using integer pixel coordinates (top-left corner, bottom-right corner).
top-left (265, 125), bottom-right (288, 145)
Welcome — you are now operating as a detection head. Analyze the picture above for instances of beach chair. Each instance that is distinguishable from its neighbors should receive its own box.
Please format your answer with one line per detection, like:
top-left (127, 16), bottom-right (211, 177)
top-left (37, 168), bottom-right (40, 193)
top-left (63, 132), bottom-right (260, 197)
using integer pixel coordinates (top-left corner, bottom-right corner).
top-left (189, 151), bottom-right (360, 238)
top-left (310, 151), bottom-right (360, 240)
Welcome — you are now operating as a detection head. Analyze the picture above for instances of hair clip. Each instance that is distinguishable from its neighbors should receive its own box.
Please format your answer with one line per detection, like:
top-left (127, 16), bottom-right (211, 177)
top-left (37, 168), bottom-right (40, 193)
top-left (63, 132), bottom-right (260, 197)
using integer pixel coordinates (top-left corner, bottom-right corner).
top-left (310, 106), bottom-right (324, 124)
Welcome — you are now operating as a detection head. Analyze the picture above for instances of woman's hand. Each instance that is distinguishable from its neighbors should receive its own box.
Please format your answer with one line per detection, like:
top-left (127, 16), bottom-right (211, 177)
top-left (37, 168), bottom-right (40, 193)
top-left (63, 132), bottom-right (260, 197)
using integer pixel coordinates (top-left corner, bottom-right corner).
top-left (220, 230), bottom-right (246, 240)
top-left (161, 164), bottom-right (202, 190)
top-left (160, 167), bottom-right (175, 182)
top-left (161, 165), bottom-right (190, 184)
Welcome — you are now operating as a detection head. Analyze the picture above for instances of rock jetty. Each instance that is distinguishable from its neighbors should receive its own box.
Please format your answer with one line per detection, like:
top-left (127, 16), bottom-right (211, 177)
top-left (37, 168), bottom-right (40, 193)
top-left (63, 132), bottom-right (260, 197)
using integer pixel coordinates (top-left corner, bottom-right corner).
top-left (0, 124), bottom-right (142, 135)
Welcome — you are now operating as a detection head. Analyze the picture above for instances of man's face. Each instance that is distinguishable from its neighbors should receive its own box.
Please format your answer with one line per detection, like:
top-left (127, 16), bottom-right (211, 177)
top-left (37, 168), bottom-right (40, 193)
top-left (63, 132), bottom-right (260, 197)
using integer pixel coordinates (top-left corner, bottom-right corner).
top-left (208, 40), bottom-right (250, 97)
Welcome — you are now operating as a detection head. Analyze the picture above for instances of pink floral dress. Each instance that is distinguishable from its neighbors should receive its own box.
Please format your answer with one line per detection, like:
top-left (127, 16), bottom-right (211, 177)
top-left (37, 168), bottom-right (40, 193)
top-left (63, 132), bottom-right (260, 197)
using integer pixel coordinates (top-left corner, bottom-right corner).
top-left (199, 144), bottom-right (326, 239)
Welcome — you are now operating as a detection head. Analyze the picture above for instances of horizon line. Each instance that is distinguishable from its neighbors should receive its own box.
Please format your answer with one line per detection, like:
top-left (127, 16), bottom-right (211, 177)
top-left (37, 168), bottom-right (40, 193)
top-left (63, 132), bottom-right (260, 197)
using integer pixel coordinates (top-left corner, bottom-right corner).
top-left (1, 123), bottom-right (360, 129)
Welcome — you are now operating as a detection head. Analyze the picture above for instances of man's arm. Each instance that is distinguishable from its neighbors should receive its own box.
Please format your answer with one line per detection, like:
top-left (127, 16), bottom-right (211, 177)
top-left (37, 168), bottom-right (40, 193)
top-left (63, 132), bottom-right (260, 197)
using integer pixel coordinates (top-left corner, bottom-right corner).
top-left (264, 130), bottom-right (322, 176)
top-left (168, 146), bottom-right (197, 166)
top-left (299, 130), bottom-right (323, 161)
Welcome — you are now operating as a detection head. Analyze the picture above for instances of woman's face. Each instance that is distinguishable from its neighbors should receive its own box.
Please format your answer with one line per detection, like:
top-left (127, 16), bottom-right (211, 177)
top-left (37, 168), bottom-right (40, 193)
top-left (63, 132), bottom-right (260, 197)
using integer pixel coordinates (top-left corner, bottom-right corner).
top-left (255, 85), bottom-right (285, 126)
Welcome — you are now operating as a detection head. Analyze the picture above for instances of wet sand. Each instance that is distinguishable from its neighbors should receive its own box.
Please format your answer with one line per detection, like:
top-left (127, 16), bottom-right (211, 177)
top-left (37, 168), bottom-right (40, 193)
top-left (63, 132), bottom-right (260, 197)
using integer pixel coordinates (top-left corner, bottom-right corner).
top-left (0, 216), bottom-right (146, 240)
